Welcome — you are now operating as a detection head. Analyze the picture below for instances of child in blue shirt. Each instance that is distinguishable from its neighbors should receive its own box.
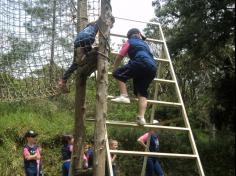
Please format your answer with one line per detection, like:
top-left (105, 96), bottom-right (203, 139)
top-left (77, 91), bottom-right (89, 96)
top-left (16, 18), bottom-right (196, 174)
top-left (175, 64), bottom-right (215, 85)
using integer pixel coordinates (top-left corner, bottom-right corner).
top-left (58, 16), bottom-right (115, 91)
top-left (61, 135), bottom-right (74, 176)
top-left (58, 20), bottom-right (99, 91)
top-left (112, 28), bottom-right (157, 125)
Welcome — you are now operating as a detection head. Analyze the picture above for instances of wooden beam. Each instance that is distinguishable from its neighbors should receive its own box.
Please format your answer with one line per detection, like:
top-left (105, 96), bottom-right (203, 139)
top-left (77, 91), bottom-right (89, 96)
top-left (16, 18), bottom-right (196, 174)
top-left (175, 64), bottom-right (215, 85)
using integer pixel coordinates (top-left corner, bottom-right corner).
top-left (110, 150), bottom-right (197, 159)
top-left (157, 58), bottom-right (170, 62)
top-left (105, 120), bottom-right (189, 131)
top-left (153, 78), bottom-right (175, 83)
top-left (86, 119), bottom-right (189, 132)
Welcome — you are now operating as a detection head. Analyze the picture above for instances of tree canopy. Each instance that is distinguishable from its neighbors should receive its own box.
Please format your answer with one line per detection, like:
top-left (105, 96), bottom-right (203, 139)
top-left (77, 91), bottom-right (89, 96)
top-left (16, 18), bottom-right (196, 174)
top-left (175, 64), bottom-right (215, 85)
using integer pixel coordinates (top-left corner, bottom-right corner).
top-left (148, 0), bottom-right (235, 131)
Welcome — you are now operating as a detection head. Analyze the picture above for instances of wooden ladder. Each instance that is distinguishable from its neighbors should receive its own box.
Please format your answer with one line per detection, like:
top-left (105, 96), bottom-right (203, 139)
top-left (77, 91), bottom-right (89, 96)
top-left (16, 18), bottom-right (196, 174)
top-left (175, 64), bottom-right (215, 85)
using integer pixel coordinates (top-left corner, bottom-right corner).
top-left (105, 21), bottom-right (205, 176)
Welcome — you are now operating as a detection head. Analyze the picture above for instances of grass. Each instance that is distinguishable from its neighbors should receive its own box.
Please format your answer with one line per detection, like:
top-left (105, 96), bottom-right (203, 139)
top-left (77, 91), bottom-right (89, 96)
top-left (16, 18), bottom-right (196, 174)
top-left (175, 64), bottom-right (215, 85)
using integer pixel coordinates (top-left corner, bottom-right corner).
top-left (0, 102), bottom-right (74, 176)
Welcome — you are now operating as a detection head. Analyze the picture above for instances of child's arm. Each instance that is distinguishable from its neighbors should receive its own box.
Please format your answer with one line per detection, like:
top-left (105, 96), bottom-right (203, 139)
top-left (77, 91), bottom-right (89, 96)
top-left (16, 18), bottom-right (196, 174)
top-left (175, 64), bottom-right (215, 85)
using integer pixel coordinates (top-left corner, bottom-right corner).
top-left (113, 41), bottom-right (129, 70)
top-left (23, 148), bottom-right (41, 160)
top-left (35, 148), bottom-right (41, 160)
top-left (111, 154), bottom-right (117, 163)
top-left (83, 154), bottom-right (88, 169)
top-left (113, 55), bottom-right (123, 71)
top-left (137, 133), bottom-right (149, 149)
top-left (69, 144), bottom-right (73, 152)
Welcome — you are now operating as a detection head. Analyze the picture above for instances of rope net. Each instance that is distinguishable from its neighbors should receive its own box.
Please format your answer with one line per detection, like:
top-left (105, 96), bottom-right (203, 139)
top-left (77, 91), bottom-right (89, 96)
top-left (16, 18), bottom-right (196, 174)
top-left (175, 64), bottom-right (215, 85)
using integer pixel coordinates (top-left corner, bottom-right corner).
top-left (0, 0), bottom-right (100, 102)
top-left (0, 0), bottom-right (164, 102)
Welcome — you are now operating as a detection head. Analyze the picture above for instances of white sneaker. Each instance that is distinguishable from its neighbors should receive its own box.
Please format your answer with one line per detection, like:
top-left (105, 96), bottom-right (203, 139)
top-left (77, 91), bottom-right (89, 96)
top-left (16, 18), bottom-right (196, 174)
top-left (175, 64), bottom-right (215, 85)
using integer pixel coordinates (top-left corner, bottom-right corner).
top-left (136, 117), bottom-right (146, 126)
top-left (111, 95), bottom-right (130, 104)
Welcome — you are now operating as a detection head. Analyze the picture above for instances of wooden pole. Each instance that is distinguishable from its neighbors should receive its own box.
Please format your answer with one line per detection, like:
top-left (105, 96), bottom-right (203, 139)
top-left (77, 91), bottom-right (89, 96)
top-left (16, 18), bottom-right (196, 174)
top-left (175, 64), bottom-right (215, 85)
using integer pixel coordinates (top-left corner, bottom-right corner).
top-left (70, 0), bottom-right (88, 175)
top-left (93, 0), bottom-right (113, 175)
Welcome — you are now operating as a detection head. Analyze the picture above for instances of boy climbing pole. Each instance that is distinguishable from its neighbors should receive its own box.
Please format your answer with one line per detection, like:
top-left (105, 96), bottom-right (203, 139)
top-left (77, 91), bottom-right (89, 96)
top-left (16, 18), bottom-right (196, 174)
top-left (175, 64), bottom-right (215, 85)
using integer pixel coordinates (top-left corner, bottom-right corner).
top-left (58, 16), bottom-right (115, 92)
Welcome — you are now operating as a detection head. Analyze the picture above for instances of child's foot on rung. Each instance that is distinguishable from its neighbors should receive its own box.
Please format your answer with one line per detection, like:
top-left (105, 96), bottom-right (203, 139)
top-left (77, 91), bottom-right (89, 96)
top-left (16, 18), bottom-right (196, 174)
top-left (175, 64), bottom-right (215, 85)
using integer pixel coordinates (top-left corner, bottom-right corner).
top-left (111, 95), bottom-right (130, 104)
top-left (136, 117), bottom-right (146, 126)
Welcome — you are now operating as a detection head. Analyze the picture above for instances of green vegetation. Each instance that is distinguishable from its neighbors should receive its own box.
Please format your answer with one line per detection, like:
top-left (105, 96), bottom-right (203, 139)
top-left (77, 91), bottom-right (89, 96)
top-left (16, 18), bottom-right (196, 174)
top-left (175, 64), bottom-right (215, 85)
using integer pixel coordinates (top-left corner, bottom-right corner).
top-left (0, 0), bottom-right (235, 175)
top-left (0, 78), bottom-right (235, 175)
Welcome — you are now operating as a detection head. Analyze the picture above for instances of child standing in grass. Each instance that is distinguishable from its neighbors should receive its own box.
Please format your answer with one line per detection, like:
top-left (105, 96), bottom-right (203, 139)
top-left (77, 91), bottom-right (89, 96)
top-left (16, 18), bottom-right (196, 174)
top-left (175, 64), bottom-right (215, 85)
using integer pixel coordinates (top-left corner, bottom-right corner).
top-left (61, 135), bottom-right (74, 176)
top-left (23, 130), bottom-right (42, 176)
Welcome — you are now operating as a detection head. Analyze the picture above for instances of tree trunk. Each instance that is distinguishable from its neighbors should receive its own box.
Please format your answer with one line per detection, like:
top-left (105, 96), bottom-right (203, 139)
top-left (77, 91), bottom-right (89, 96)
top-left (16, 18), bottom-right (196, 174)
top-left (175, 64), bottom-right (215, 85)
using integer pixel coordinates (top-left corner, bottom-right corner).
top-left (70, 73), bottom-right (87, 176)
top-left (93, 0), bottom-right (113, 175)
top-left (70, 0), bottom-right (88, 175)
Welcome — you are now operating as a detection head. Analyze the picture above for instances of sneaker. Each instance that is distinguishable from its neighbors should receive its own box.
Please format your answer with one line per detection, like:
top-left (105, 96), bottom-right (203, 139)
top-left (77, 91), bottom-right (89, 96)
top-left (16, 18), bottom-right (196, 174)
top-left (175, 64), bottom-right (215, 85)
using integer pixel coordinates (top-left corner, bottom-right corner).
top-left (152, 120), bottom-right (159, 124)
top-left (136, 117), bottom-right (146, 126)
top-left (57, 79), bottom-right (69, 93)
top-left (111, 95), bottom-right (130, 104)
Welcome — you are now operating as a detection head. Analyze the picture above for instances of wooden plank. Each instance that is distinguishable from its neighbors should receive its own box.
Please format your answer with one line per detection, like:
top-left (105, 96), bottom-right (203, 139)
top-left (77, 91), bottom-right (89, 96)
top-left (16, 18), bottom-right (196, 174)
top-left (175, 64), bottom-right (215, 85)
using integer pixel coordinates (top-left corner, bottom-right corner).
top-left (109, 150), bottom-right (197, 159)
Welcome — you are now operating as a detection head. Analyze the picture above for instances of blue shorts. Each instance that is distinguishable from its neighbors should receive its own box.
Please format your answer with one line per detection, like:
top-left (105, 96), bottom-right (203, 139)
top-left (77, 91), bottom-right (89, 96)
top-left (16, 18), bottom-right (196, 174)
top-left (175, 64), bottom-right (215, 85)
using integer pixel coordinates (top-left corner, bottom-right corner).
top-left (113, 60), bottom-right (156, 98)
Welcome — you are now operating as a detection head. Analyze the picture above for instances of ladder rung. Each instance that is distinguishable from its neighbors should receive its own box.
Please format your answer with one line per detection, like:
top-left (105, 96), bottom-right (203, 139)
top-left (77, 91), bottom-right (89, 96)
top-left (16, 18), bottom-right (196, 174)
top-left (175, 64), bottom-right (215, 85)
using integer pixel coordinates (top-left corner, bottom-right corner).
top-left (108, 73), bottom-right (175, 84)
top-left (110, 33), bottom-right (164, 44)
top-left (107, 96), bottom-right (182, 107)
top-left (157, 58), bottom-right (170, 62)
top-left (109, 150), bottom-right (197, 159)
top-left (110, 52), bottom-right (169, 64)
top-left (105, 120), bottom-right (189, 131)
top-left (86, 119), bottom-right (189, 131)
top-left (154, 78), bottom-right (175, 83)
top-left (113, 16), bottom-right (161, 27)
top-left (147, 100), bottom-right (182, 106)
